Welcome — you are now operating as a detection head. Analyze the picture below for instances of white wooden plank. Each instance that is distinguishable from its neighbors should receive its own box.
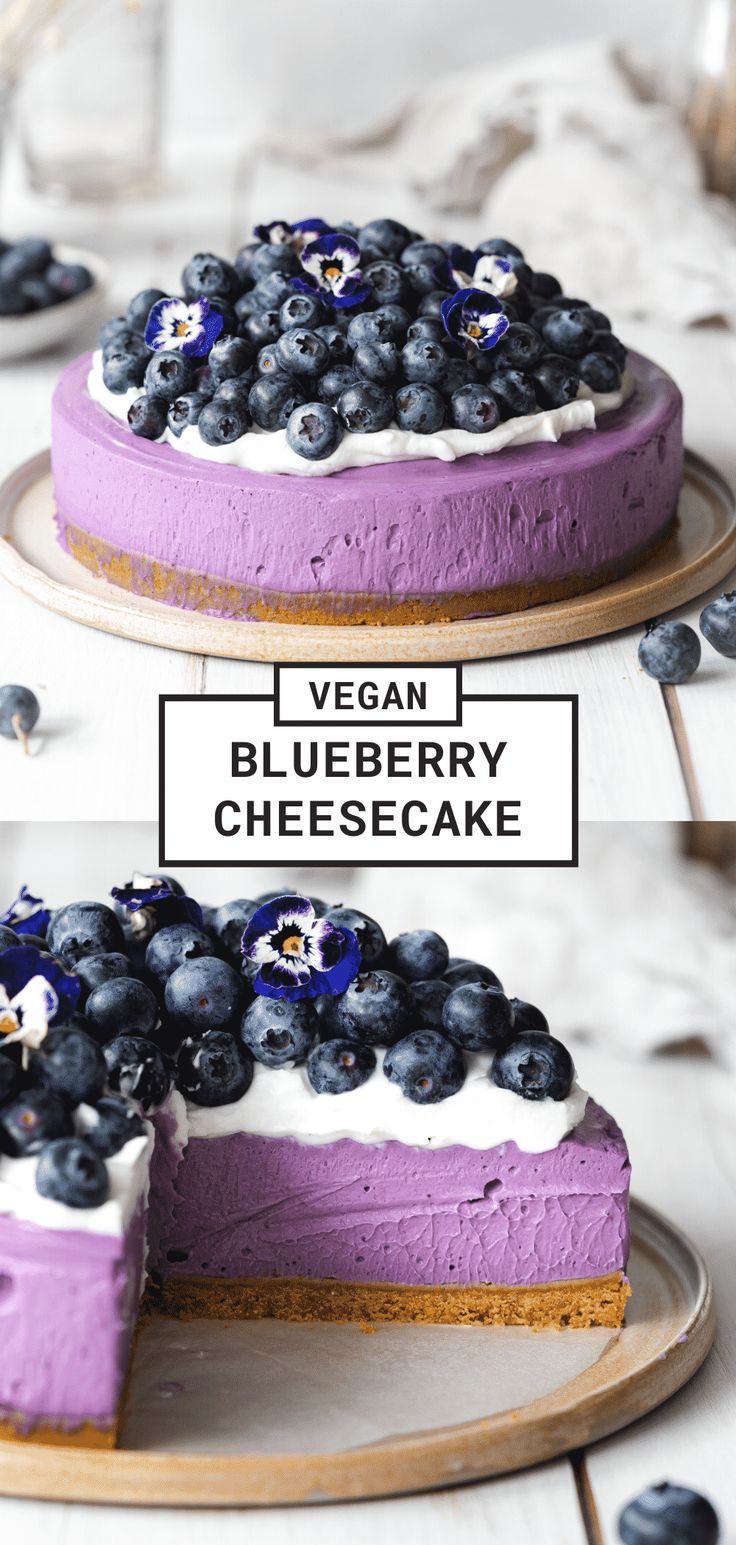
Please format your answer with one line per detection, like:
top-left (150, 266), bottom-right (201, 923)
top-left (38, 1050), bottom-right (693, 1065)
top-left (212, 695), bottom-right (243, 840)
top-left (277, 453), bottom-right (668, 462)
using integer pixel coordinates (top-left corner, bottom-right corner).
top-left (579, 1049), bottom-right (736, 1545)
top-left (0, 1462), bottom-right (586, 1545)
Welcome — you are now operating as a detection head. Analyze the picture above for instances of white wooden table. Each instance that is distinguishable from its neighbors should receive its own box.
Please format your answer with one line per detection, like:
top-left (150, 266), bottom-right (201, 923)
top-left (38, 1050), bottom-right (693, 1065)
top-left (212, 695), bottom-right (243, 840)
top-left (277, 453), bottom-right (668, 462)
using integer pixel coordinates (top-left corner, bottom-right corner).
top-left (0, 1045), bottom-right (732, 1543)
top-left (1, 149), bottom-right (735, 822)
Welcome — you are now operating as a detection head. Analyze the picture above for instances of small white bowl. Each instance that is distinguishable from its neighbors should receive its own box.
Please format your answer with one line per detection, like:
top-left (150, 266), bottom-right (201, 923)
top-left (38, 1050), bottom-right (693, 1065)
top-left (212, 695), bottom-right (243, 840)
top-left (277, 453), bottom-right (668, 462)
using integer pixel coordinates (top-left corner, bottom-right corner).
top-left (0, 244), bottom-right (109, 363)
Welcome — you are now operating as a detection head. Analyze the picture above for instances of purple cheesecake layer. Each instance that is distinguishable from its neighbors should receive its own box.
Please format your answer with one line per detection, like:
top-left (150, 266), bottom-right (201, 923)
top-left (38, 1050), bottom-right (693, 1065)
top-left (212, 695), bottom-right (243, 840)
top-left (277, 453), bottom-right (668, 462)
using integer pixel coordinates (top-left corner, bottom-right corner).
top-left (0, 1204), bottom-right (145, 1432)
top-left (149, 1100), bottom-right (630, 1289)
top-left (51, 352), bottom-right (682, 616)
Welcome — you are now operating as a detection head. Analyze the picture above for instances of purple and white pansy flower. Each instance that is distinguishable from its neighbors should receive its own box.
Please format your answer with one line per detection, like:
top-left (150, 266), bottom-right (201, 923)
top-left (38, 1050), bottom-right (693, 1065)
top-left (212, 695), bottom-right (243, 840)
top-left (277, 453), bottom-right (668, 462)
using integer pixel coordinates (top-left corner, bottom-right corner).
top-left (111, 876), bottom-right (203, 940)
top-left (293, 232), bottom-right (371, 310)
top-left (242, 894), bottom-right (361, 1001)
top-left (448, 246), bottom-right (518, 300)
top-left (254, 217), bottom-right (331, 252)
top-left (1, 885), bottom-right (50, 938)
top-left (441, 287), bottom-right (510, 354)
top-left (144, 295), bottom-right (224, 357)
top-left (0, 945), bottom-right (81, 1051)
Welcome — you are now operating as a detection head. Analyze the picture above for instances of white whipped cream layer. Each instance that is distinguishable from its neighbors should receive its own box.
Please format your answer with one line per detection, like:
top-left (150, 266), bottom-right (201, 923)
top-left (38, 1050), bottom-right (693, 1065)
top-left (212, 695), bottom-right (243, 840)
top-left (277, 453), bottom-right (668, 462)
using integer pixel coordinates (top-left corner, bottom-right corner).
top-left (88, 350), bottom-right (628, 480)
top-left (0, 1120), bottom-right (153, 1236)
top-left (183, 1051), bottom-right (589, 1155)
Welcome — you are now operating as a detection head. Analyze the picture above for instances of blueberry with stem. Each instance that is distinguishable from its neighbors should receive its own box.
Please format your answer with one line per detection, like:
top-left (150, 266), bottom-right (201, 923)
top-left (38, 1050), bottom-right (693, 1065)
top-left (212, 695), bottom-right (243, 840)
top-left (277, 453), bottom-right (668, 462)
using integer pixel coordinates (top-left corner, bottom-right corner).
top-left (0, 685), bottom-right (40, 754)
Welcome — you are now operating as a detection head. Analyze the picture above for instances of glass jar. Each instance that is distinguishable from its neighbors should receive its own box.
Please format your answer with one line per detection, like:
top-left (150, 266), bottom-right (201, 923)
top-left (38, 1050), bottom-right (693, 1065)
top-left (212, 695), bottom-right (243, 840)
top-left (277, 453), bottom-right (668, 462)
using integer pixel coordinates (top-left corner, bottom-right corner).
top-left (16, 0), bottom-right (165, 201)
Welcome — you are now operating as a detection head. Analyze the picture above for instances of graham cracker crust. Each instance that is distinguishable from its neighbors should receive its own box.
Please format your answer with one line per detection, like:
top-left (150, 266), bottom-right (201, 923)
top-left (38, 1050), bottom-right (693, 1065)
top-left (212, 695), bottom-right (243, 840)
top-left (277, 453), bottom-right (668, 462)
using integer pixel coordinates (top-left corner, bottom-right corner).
top-left (0, 1413), bottom-right (116, 1448)
top-left (60, 515), bottom-right (676, 626)
top-left (146, 1270), bottom-right (631, 1331)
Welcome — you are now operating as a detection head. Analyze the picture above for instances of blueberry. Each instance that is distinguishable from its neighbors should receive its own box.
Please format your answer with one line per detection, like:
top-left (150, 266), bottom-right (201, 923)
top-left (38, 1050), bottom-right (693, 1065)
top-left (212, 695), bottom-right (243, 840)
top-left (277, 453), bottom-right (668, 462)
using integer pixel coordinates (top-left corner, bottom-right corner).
top-left (128, 393), bottom-right (168, 440)
top-left (233, 243), bottom-right (260, 283)
top-left (322, 970), bottom-right (415, 1046)
top-left (102, 348), bottom-right (148, 394)
top-left (394, 383), bottom-right (446, 433)
top-left (638, 619), bottom-right (701, 684)
top-left (477, 238), bottom-right (524, 260)
top-left (407, 317), bottom-right (445, 344)
top-left (0, 237), bottom-right (53, 283)
top-left (275, 327), bottom-right (330, 378)
top-left (618, 1482), bottom-right (720, 1545)
top-left (358, 219), bottom-right (411, 258)
top-left (581, 306), bottom-right (611, 331)
top-left (490, 1030), bottom-right (573, 1101)
top-left (591, 331), bottom-right (627, 370)
top-left (214, 372), bottom-right (254, 407)
top-left (494, 323), bottom-right (544, 370)
top-left (0, 684), bottom-right (40, 748)
top-left (541, 308), bottom-right (597, 360)
top-left (352, 340), bottom-right (398, 386)
top-left (181, 252), bottom-right (239, 303)
top-left (207, 334), bottom-right (253, 385)
top-left (530, 271), bottom-right (562, 300)
top-left (579, 352), bottom-right (621, 392)
top-left (401, 338), bottom-right (450, 386)
top-left (532, 355), bottom-right (581, 409)
top-left (247, 371), bottom-right (303, 430)
top-left (257, 344), bottom-right (281, 376)
top-left (373, 303), bottom-right (412, 341)
top-left (21, 276), bottom-right (56, 310)
top-left (197, 399), bottom-right (250, 445)
top-left (323, 906), bottom-right (386, 968)
top-left (177, 1029), bottom-right (253, 1106)
top-left (383, 1030), bottom-right (465, 1104)
top-left (387, 929), bottom-right (448, 982)
top-left (442, 982), bottom-right (514, 1051)
top-left (286, 401), bottom-right (342, 460)
top-left (450, 382), bottom-right (500, 433)
top-left (244, 308), bottom-right (282, 348)
top-left (145, 921), bottom-right (216, 984)
top-left (247, 243), bottom-right (299, 282)
top-left (0, 1088), bottom-right (72, 1156)
top-left (144, 351), bottom-right (195, 403)
top-left (126, 288), bottom-right (167, 333)
top-left (104, 1034), bottom-right (172, 1110)
top-left (211, 899), bottom-right (258, 961)
top-left (165, 956), bottom-right (246, 1036)
top-left (315, 324), bottom-right (352, 364)
top-left (485, 369), bottom-right (538, 419)
top-left (45, 261), bottom-right (92, 300)
top-left (444, 960), bottom-right (503, 991)
top-left (411, 978), bottom-right (452, 1031)
top-left (700, 591), bottom-right (736, 658)
top-left (168, 391), bottom-right (206, 437)
top-left (417, 289), bottom-right (452, 319)
top-left (509, 998), bottom-right (549, 1036)
top-left (29, 1026), bottom-right (107, 1106)
top-left (318, 364), bottom-right (359, 407)
top-left (307, 1038), bottom-right (376, 1094)
top-left (404, 262), bottom-right (444, 298)
top-left (400, 240), bottom-right (447, 269)
top-left (279, 292), bottom-right (327, 331)
top-left (81, 1094), bottom-right (145, 1158)
top-left (363, 260), bottom-right (409, 307)
top-left (36, 1138), bottom-right (108, 1209)
top-left (240, 997), bottom-right (318, 1067)
top-left (251, 272), bottom-right (295, 310)
top-left (47, 902), bottom-right (124, 967)
top-left (99, 316), bottom-right (136, 350)
top-left (0, 283), bottom-right (29, 316)
top-left (441, 360), bottom-right (477, 399)
top-left (0, 1051), bottom-right (23, 1108)
top-left (85, 977), bottom-right (158, 1040)
top-left (337, 382), bottom-right (393, 434)
top-left (346, 310), bottom-right (399, 348)
top-left (234, 294), bottom-right (260, 325)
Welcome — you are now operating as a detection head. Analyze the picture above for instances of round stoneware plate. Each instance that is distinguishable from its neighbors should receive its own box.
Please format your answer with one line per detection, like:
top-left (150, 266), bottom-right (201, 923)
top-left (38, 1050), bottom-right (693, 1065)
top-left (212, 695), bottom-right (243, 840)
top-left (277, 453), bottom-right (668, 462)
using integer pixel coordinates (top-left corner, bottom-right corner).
top-left (0, 450), bottom-right (734, 663)
top-left (0, 247), bottom-right (108, 363)
top-left (0, 1200), bottom-right (715, 1508)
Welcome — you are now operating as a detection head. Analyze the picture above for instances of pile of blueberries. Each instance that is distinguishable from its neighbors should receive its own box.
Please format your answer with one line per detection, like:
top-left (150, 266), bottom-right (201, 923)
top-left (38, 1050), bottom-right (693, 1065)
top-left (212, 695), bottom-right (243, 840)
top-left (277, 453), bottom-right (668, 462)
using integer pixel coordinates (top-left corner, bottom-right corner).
top-left (638, 593), bottom-right (736, 684)
top-left (0, 236), bottom-right (93, 316)
top-left (99, 216), bottom-right (627, 459)
top-left (0, 884), bottom-right (574, 1208)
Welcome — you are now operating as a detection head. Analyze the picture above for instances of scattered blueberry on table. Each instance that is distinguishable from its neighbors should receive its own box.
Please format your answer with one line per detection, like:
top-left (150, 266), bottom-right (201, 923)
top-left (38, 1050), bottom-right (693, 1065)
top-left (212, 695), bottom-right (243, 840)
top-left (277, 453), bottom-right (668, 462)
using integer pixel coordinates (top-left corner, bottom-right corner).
top-left (0, 684), bottom-right (40, 754)
top-left (0, 883), bottom-right (581, 1211)
top-left (0, 236), bottom-right (93, 315)
top-left (618, 1481), bottom-right (720, 1545)
top-left (97, 215), bottom-right (628, 457)
top-left (638, 619), bottom-right (701, 684)
top-left (699, 591), bottom-right (736, 659)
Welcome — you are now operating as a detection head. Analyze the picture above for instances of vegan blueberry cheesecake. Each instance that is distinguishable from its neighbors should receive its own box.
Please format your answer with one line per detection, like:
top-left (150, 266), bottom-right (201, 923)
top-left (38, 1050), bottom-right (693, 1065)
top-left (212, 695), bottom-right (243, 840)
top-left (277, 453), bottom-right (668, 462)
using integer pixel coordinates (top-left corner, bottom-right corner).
top-left (0, 880), bottom-right (631, 1446)
top-left (51, 215), bottom-right (682, 624)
